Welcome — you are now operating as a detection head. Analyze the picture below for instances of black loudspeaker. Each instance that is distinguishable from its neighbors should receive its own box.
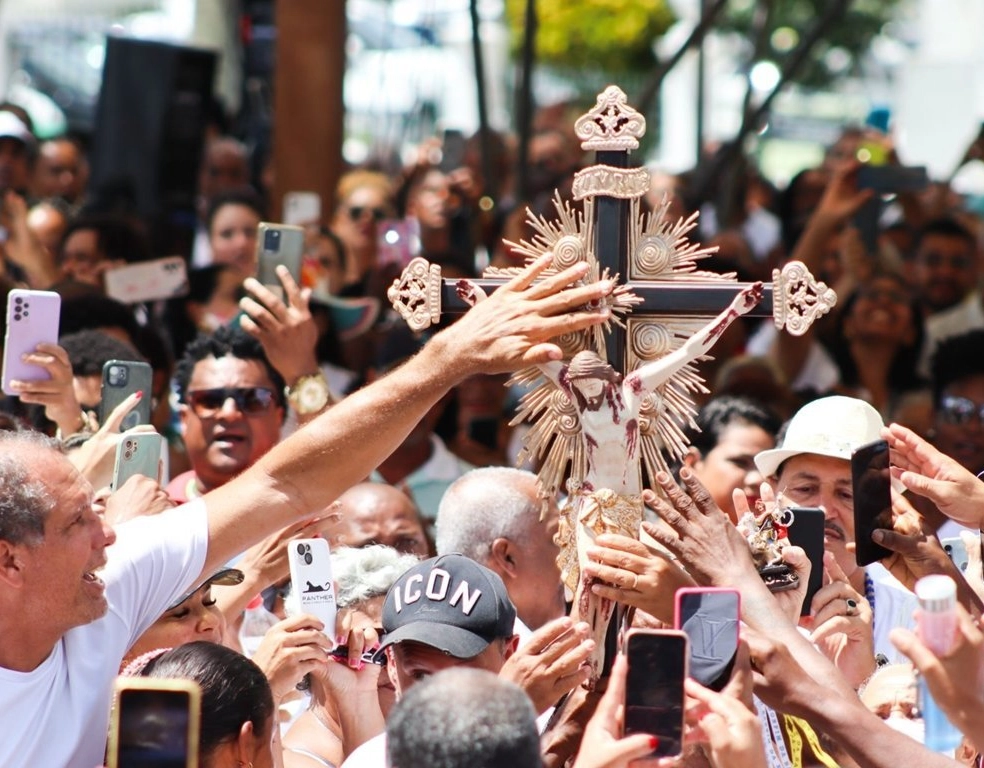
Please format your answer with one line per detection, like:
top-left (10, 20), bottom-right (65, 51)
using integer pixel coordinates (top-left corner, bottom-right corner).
top-left (89, 37), bottom-right (217, 253)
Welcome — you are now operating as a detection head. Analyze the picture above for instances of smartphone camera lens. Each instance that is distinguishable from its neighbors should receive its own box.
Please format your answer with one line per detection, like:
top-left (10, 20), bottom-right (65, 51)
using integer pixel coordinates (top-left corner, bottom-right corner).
top-left (264, 229), bottom-right (281, 252)
top-left (13, 297), bottom-right (21, 305)
top-left (108, 365), bottom-right (128, 387)
top-left (13, 313), bottom-right (20, 321)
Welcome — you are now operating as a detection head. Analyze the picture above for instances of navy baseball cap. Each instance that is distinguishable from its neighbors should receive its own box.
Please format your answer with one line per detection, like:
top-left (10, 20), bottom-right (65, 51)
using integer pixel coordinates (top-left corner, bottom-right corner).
top-left (376, 554), bottom-right (516, 660)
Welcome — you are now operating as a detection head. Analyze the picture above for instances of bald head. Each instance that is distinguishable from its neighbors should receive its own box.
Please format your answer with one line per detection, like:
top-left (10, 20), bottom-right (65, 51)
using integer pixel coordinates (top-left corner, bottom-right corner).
top-left (387, 668), bottom-right (541, 768)
top-left (436, 467), bottom-right (542, 561)
top-left (437, 467), bottom-right (565, 630)
top-left (327, 482), bottom-right (430, 557)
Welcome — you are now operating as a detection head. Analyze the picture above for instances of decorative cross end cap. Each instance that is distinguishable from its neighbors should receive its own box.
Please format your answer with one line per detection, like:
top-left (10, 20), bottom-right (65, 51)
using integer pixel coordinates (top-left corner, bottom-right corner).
top-left (388, 257), bottom-right (442, 332)
top-left (574, 85), bottom-right (646, 152)
top-left (772, 261), bottom-right (838, 337)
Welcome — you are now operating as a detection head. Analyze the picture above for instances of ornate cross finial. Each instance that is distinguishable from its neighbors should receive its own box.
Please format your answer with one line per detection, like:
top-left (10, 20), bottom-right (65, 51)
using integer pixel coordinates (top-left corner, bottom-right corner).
top-left (772, 262), bottom-right (838, 336)
top-left (574, 85), bottom-right (646, 152)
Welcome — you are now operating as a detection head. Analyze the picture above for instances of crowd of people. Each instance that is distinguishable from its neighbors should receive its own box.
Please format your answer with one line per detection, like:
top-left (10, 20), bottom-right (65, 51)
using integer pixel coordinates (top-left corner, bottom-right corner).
top-left (2, 88), bottom-right (984, 768)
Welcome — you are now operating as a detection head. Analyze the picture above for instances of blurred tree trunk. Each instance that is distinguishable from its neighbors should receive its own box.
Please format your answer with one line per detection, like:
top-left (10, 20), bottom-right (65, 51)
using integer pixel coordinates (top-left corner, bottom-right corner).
top-left (273, 0), bottom-right (345, 223)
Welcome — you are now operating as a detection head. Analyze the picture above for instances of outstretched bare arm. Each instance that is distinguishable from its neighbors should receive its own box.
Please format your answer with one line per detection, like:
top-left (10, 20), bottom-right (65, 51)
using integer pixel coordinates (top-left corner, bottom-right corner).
top-left (630, 282), bottom-right (763, 393)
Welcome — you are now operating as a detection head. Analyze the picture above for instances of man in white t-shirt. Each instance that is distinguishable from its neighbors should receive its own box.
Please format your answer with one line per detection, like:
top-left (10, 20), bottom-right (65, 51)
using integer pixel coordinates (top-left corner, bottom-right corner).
top-left (0, 258), bottom-right (611, 768)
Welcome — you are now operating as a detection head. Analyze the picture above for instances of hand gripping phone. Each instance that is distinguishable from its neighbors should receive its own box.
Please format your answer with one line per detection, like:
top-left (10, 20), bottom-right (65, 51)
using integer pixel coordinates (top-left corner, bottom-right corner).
top-left (1, 289), bottom-right (61, 396)
top-left (674, 587), bottom-right (740, 691)
top-left (287, 538), bottom-right (337, 635)
top-left (111, 432), bottom-right (165, 491)
top-left (624, 629), bottom-right (688, 758)
top-left (852, 439), bottom-right (894, 567)
top-left (99, 360), bottom-right (153, 432)
top-left (107, 676), bottom-right (201, 768)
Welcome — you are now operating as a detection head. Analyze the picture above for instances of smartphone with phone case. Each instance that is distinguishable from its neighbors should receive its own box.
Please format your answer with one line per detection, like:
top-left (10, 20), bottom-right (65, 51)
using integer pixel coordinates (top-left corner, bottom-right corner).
top-left (112, 432), bottom-right (165, 491)
top-left (852, 439), bottom-right (894, 567)
top-left (103, 256), bottom-right (189, 304)
top-left (624, 629), bottom-right (688, 758)
top-left (673, 587), bottom-right (739, 691)
top-left (785, 506), bottom-right (826, 616)
top-left (283, 191), bottom-right (322, 227)
top-left (2, 289), bottom-right (61, 396)
top-left (99, 360), bottom-right (153, 432)
top-left (256, 222), bottom-right (305, 288)
top-left (107, 676), bottom-right (201, 768)
top-left (287, 537), bottom-right (337, 634)
top-left (941, 536), bottom-right (971, 573)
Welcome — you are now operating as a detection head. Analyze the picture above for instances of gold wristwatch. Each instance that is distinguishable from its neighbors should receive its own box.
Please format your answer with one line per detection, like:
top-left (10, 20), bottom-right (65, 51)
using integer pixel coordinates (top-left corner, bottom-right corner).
top-left (285, 371), bottom-right (333, 415)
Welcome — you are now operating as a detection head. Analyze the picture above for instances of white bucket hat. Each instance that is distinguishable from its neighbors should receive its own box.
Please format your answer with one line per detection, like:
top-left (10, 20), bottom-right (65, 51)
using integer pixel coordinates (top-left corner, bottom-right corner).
top-left (754, 395), bottom-right (886, 478)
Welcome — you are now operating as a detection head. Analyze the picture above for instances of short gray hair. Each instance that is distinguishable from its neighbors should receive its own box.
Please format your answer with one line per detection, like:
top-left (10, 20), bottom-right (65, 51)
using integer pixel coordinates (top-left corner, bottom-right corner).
top-left (387, 667), bottom-right (542, 768)
top-left (331, 545), bottom-right (420, 608)
top-left (435, 467), bottom-right (541, 563)
top-left (0, 432), bottom-right (63, 546)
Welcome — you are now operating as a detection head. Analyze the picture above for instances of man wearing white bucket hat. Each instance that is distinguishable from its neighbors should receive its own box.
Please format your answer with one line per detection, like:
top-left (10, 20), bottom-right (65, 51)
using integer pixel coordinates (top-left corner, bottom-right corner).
top-left (755, 395), bottom-right (917, 662)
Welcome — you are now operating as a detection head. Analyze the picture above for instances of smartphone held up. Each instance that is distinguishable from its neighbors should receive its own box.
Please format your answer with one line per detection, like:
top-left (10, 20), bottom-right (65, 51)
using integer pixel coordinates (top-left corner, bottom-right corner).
top-left (624, 629), bottom-right (688, 758)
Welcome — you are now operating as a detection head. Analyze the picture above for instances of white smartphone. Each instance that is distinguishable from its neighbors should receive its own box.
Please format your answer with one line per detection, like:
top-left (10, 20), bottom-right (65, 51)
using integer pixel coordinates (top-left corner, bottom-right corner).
top-left (283, 191), bottom-right (322, 226)
top-left (111, 432), bottom-right (165, 491)
top-left (2, 289), bottom-right (61, 396)
top-left (103, 256), bottom-right (189, 304)
top-left (287, 538), bottom-right (337, 635)
top-left (941, 536), bottom-right (970, 573)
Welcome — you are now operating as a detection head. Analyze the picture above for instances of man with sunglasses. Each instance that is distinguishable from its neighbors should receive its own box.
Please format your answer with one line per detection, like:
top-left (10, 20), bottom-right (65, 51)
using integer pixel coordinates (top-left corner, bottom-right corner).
top-left (167, 323), bottom-right (287, 502)
top-left (928, 331), bottom-right (984, 543)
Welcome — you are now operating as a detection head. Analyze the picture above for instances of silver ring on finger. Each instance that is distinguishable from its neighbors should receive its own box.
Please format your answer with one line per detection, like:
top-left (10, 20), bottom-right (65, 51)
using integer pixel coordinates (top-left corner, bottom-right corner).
top-left (845, 598), bottom-right (858, 617)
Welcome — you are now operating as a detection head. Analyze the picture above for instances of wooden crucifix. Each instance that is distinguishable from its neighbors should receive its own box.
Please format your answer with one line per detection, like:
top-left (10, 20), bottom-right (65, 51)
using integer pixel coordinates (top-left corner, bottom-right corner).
top-left (387, 85), bottom-right (836, 682)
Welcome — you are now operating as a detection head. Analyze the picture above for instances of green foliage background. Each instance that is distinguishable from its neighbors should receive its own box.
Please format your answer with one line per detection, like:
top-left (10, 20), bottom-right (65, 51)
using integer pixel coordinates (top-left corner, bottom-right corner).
top-left (722, 0), bottom-right (902, 88)
top-left (504, 0), bottom-right (902, 90)
top-left (504, 0), bottom-right (676, 73)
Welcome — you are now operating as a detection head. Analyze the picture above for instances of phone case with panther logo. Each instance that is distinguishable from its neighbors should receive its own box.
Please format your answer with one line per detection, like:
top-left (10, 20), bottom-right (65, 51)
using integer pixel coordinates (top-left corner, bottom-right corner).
top-left (288, 538), bottom-right (337, 635)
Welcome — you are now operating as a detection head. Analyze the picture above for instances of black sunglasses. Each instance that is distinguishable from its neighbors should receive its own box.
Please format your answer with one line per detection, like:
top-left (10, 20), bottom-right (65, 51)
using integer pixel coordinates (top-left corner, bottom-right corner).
top-left (939, 395), bottom-right (984, 426)
top-left (186, 387), bottom-right (278, 418)
top-left (347, 205), bottom-right (387, 222)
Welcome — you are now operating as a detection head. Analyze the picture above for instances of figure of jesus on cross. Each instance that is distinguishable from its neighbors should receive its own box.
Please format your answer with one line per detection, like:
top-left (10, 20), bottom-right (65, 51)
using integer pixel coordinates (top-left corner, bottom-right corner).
top-left (460, 278), bottom-right (763, 676)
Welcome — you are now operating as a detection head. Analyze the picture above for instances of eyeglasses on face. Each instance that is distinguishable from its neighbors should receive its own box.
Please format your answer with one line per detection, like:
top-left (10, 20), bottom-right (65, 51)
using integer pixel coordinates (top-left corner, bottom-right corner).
top-left (938, 395), bottom-right (984, 426)
top-left (347, 205), bottom-right (387, 222)
top-left (186, 387), bottom-right (278, 418)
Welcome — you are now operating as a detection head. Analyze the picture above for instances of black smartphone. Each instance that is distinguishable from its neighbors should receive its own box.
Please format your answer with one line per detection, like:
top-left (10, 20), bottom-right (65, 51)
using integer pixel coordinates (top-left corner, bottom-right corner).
top-left (785, 506), bottom-right (825, 616)
top-left (107, 677), bottom-right (201, 768)
top-left (674, 588), bottom-right (739, 692)
top-left (99, 360), bottom-right (153, 431)
top-left (467, 416), bottom-right (499, 450)
top-left (624, 629), bottom-right (688, 758)
top-left (856, 165), bottom-right (928, 194)
top-left (440, 129), bottom-right (466, 173)
top-left (852, 439), bottom-right (894, 567)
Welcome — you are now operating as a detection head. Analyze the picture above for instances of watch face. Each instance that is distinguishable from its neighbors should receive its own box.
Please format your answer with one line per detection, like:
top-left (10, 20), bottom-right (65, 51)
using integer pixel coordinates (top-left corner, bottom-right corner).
top-left (296, 377), bottom-right (330, 413)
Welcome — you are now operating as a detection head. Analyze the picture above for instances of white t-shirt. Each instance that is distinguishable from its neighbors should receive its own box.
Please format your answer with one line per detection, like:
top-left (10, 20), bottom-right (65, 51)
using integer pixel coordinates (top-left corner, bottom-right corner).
top-left (868, 563), bottom-right (919, 664)
top-left (0, 501), bottom-right (209, 768)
